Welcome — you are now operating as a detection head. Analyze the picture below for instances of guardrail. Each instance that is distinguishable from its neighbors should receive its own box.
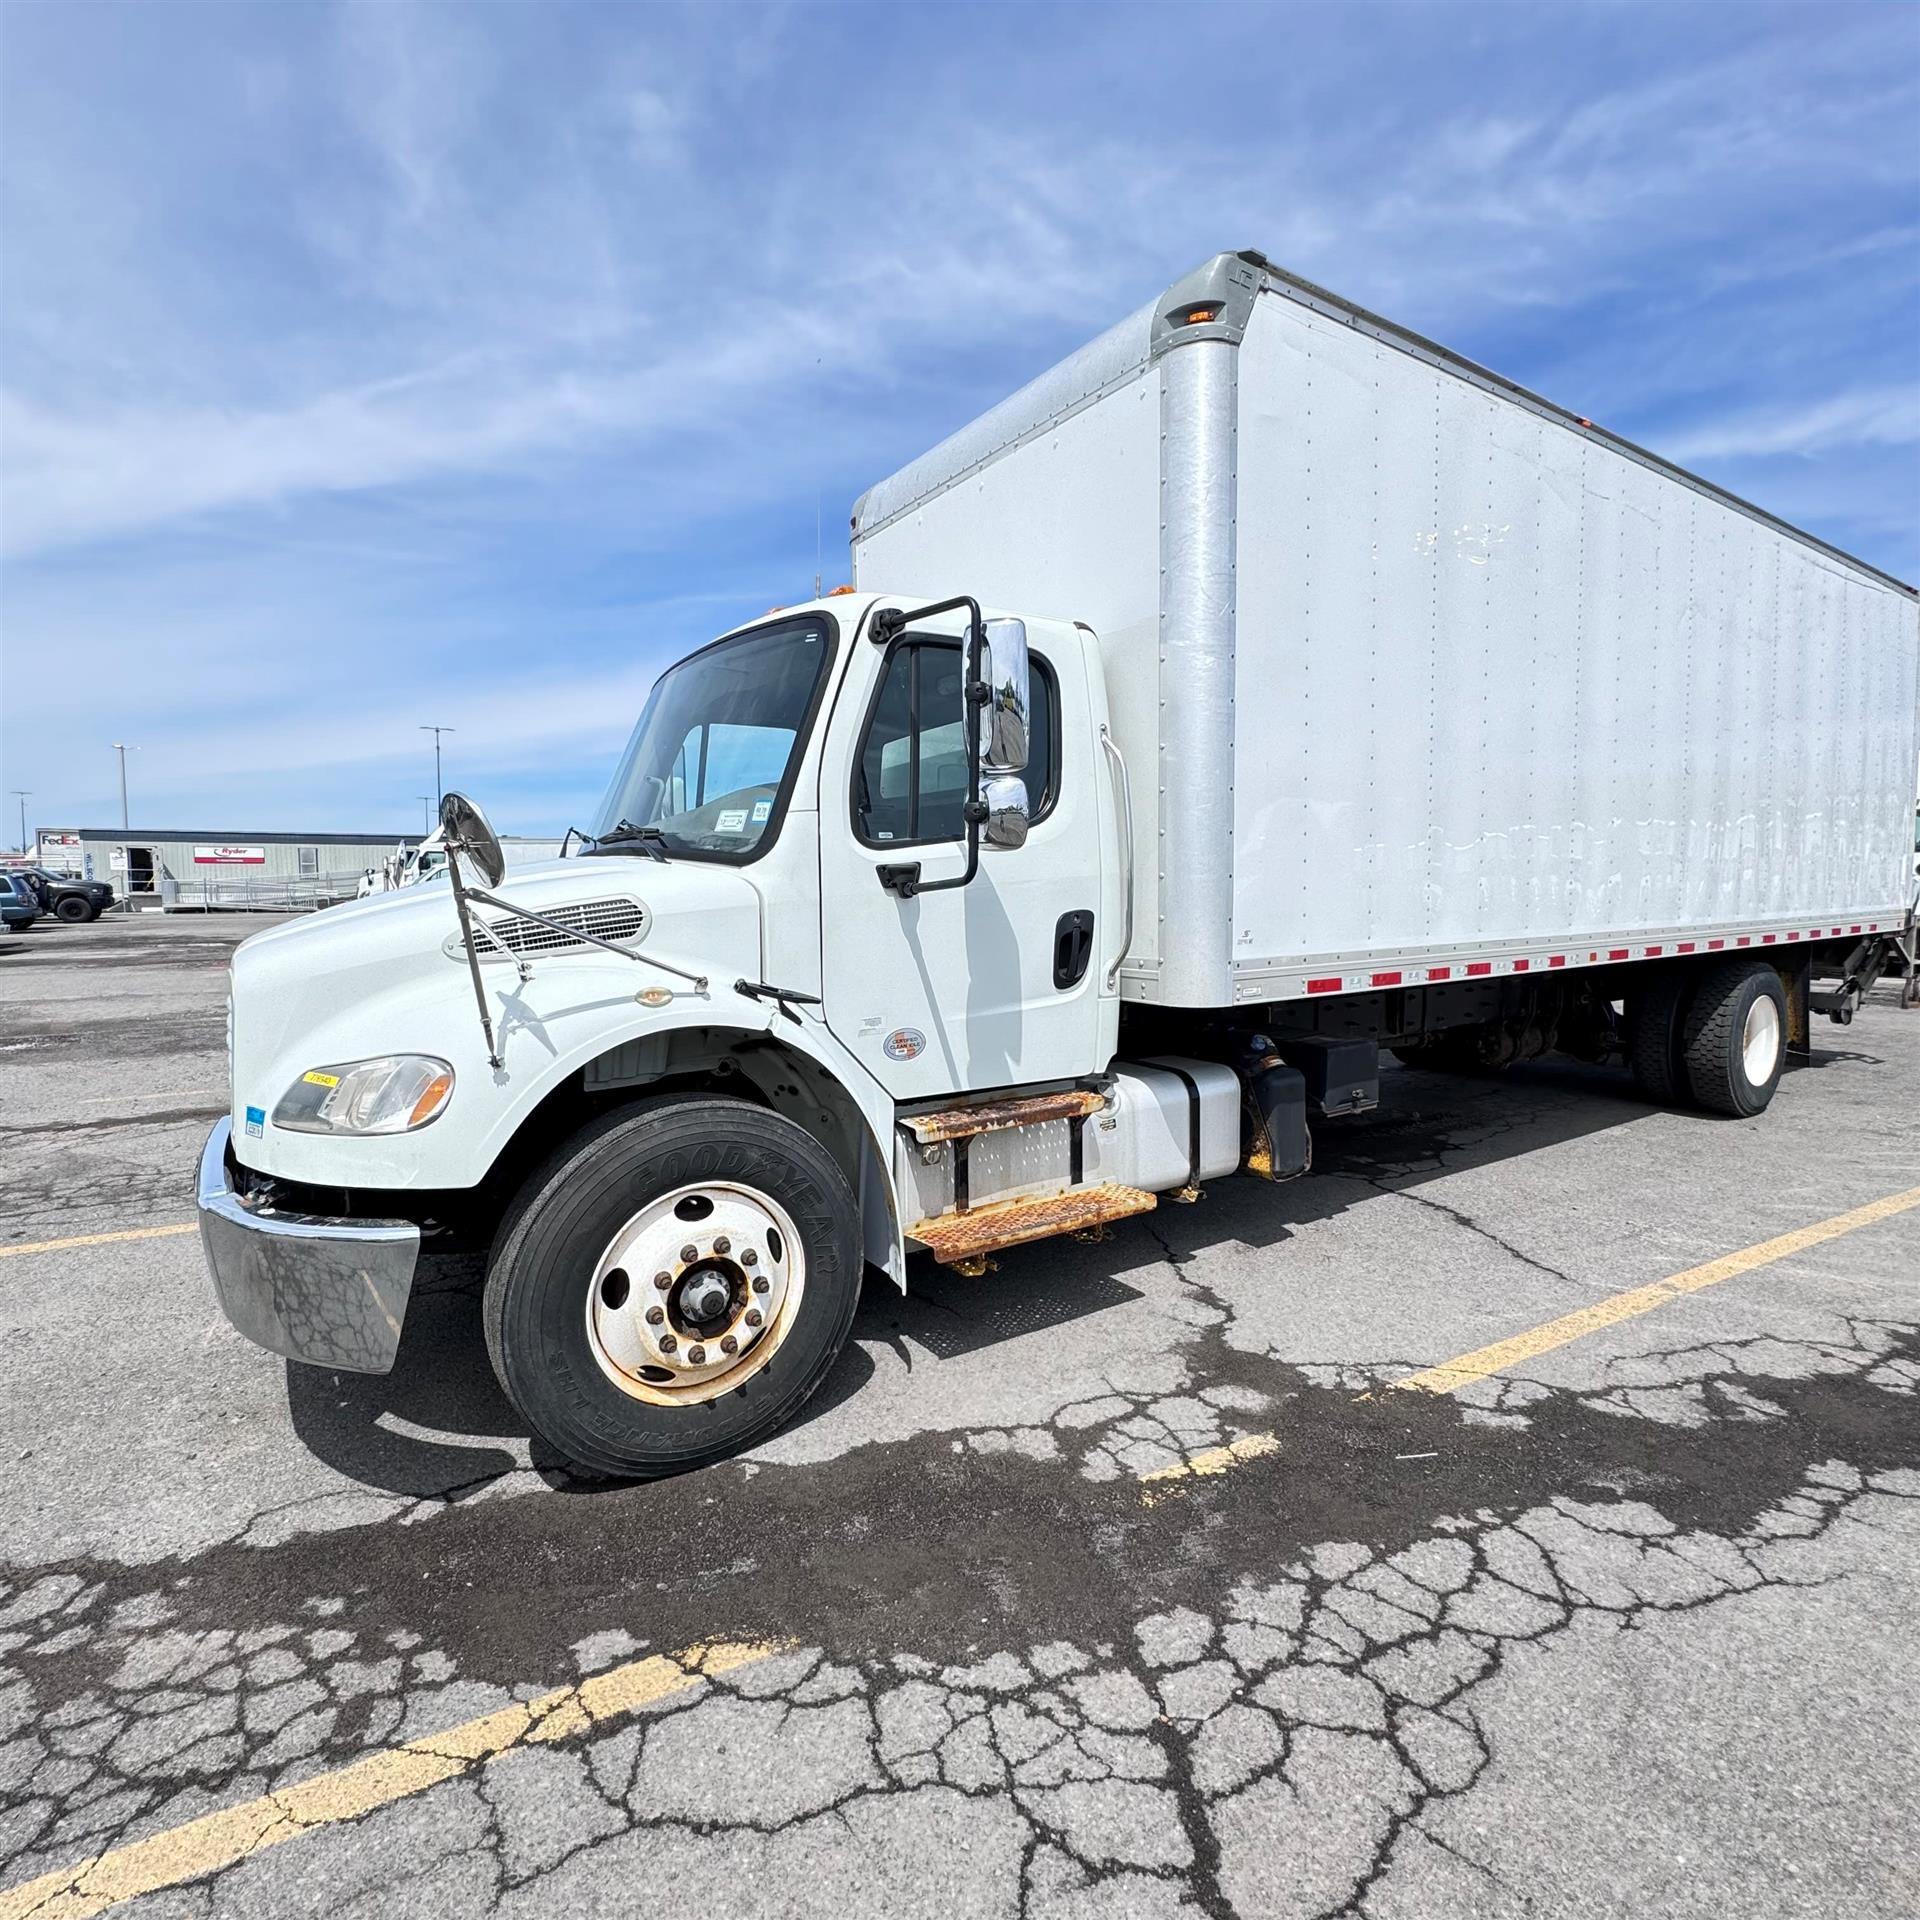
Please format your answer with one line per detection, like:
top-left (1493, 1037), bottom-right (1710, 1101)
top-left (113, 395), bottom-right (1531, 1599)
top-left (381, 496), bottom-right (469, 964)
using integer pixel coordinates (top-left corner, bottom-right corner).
top-left (159, 870), bottom-right (370, 912)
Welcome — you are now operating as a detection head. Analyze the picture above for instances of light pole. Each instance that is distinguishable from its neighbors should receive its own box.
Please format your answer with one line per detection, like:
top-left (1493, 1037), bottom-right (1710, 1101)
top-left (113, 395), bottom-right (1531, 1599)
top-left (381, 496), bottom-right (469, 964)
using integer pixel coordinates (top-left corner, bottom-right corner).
top-left (111, 744), bottom-right (135, 829)
top-left (419, 726), bottom-right (454, 810)
top-left (9, 790), bottom-right (28, 857)
top-left (418, 795), bottom-right (433, 836)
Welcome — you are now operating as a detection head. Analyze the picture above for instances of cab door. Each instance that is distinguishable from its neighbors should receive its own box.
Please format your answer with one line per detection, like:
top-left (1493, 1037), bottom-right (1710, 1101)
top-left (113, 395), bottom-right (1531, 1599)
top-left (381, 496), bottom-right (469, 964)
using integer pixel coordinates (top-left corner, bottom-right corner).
top-left (818, 616), bottom-right (1110, 1101)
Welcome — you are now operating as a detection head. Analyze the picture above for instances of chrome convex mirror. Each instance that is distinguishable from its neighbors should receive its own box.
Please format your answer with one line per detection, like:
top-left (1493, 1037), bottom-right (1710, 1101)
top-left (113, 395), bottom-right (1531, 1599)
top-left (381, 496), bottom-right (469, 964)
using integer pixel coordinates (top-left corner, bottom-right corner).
top-left (439, 791), bottom-right (505, 887)
top-left (981, 773), bottom-right (1029, 850)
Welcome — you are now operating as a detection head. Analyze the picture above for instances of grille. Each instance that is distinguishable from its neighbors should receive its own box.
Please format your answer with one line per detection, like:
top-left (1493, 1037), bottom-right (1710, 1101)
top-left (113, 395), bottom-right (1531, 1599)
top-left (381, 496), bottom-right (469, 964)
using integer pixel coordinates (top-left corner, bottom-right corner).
top-left (475, 897), bottom-right (648, 956)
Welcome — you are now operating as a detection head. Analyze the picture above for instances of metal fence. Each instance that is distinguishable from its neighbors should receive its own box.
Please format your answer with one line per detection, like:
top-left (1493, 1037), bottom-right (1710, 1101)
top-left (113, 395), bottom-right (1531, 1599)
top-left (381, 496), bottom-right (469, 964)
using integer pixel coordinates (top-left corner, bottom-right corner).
top-left (160, 869), bottom-right (370, 912)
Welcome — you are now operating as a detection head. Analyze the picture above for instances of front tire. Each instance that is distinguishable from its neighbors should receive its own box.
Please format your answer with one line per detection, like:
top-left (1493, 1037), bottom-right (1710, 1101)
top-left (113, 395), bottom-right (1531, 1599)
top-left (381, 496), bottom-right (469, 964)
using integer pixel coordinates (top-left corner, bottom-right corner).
top-left (1681, 960), bottom-right (1787, 1117)
top-left (54, 896), bottom-right (92, 923)
top-left (483, 1096), bottom-right (862, 1479)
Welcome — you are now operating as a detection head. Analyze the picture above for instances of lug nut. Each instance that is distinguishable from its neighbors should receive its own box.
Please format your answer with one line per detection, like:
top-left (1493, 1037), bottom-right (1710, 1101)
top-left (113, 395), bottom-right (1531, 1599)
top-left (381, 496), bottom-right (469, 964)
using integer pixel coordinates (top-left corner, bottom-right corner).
top-left (741, 1248), bottom-right (758, 1268)
top-left (744, 1308), bottom-right (763, 1329)
top-left (645, 1305), bottom-right (665, 1325)
top-left (653, 1271), bottom-right (672, 1291)
top-left (687, 1344), bottom-right (706, 1364)
top-left (659, 1333), bottom-right (678, 1352)
top-left (680, 1244), bottom-right (698, 1264)
top-left (712, 1234), bottom-right (731, 1255)
top-left (720, 1334), bottom-right (738, 1354)
top-left (752, 1275), bottom-right (770, 1295)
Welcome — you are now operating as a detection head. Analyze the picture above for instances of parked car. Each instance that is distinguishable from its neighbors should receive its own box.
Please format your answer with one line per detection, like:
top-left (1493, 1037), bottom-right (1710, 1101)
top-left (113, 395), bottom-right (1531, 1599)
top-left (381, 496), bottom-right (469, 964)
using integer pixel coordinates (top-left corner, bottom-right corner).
top-left (1, 873), bottom-right (40, 937)
top-left (15, 866), bottom-right (115, 922)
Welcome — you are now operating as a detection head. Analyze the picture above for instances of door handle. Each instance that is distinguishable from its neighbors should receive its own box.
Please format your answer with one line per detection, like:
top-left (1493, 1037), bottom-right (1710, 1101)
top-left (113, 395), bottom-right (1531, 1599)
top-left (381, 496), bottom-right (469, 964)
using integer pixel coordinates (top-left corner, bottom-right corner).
top-left (1054, 910), bottom-right (1096, 989)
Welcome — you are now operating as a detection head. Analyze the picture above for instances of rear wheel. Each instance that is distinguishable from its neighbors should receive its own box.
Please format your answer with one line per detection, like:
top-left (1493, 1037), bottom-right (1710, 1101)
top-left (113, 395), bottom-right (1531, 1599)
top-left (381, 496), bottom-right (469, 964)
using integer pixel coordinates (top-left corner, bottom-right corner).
top-left (54, 896), bottom-right (91, 923)
top-left (1681, 960), bottom-right (1787, 1117)
top-left (1626, 971), bottom-right (1691, 1104)
top-left (483, 1096), bottom-right (862, 1479)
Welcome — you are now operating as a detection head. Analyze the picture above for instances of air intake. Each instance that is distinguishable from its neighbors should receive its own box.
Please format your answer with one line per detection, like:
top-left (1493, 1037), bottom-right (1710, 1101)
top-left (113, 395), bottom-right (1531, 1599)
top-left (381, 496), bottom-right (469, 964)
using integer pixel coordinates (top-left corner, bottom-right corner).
top-left (472, 897), bottom-right (649, 957)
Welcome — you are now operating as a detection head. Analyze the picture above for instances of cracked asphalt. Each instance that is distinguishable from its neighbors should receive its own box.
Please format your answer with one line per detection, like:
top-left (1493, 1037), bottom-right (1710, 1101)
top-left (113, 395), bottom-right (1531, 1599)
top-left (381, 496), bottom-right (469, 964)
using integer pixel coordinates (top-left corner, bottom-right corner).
top-left (3, 913), bottom-right (1918, 1918)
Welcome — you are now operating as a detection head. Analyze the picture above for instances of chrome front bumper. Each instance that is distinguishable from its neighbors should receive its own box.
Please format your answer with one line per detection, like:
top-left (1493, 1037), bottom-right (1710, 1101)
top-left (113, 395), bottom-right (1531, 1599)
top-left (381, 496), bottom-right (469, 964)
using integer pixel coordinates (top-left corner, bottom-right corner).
top-left (197, 1117), bottom-right (420, 1374)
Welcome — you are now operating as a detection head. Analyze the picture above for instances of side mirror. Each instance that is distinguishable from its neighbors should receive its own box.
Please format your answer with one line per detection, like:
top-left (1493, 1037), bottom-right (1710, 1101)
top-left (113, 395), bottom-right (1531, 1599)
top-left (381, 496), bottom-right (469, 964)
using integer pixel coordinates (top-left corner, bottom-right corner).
top-left (977, 618), bottom-right (1029, 852)
top-left (977, 618), bottom-right (1030, 774)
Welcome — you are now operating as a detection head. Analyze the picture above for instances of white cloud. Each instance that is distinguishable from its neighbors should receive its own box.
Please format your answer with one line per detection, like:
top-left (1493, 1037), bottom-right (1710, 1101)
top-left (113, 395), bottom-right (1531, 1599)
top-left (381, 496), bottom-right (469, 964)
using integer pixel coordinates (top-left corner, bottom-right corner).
top-left (1661, 386), bottom-right (1920, 464)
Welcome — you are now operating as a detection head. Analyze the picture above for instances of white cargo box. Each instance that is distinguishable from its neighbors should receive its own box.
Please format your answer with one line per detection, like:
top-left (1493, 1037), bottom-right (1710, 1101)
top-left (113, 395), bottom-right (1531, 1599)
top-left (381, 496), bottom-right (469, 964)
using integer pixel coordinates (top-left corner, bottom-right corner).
top-left (853, 251), bottom-right (1920, 1008)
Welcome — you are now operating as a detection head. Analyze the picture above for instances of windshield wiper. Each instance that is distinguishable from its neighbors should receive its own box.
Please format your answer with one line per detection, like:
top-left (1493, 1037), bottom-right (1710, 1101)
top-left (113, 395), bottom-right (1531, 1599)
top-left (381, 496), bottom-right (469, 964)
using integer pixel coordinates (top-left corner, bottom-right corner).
top-left (591, 820), bottom-right (672, 862)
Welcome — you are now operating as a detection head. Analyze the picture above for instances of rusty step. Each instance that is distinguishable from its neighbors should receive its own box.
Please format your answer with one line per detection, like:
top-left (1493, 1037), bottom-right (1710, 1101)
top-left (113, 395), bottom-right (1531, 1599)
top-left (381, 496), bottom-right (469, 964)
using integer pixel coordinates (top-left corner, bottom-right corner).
top-left (908, 1183), bottom-right (1157, 1265)
top-left (901, 1087), bottom-right (1107, 1146)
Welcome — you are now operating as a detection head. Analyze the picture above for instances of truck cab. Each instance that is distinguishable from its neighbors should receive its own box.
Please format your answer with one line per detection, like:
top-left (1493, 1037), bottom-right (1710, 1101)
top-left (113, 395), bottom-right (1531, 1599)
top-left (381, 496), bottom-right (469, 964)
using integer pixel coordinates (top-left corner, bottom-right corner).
top-left (201, 593), bottom-right (1203, 1478)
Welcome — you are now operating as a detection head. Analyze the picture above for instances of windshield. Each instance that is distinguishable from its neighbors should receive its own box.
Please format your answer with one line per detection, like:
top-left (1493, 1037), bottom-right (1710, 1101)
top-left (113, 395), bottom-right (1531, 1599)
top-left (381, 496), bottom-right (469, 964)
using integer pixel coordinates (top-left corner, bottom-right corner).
top-left (590, 615), bottom-right (833, 859)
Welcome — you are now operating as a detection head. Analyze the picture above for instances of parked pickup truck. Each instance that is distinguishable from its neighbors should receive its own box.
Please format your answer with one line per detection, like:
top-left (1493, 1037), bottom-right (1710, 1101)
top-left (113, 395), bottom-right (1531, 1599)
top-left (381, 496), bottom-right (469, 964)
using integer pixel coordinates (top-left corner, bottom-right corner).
top-left (198, 249), bottom-right (1920, 1479)
top-left (15, 867), bottom-right (115, 923)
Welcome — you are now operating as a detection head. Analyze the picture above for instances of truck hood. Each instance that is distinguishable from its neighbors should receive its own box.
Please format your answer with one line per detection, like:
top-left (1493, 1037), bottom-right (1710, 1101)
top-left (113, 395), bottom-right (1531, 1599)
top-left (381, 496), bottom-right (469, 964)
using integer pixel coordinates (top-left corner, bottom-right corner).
top-left (228, 854), bottom-right (764, 1188)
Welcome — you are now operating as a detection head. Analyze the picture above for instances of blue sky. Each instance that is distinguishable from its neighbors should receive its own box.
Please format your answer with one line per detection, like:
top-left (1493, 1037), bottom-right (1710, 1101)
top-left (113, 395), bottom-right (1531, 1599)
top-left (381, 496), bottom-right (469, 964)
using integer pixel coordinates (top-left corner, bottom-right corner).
top-left (2, 0), bottom-right (1916, 840)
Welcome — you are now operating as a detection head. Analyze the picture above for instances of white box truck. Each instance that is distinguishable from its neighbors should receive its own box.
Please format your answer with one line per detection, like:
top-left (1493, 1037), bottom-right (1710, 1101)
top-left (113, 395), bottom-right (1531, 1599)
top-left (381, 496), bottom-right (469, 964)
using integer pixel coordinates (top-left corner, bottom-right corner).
top-left (199, 250), bottom-right (1920, 1478)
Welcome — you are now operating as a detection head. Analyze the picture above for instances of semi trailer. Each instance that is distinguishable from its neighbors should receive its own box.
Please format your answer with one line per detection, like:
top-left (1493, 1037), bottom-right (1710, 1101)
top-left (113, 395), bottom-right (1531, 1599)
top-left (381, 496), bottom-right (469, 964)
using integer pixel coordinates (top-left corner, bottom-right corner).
top-left (199, 249), bottom-right (1920, 1479)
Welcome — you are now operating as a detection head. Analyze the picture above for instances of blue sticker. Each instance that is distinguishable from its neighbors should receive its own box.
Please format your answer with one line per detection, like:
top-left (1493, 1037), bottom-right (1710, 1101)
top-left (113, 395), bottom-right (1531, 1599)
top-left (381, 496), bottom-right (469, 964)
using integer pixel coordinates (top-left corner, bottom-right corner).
top-left (245, 1105), bottom-right (265, 1138)
top-left (751, 798), bottom-right (772, 824)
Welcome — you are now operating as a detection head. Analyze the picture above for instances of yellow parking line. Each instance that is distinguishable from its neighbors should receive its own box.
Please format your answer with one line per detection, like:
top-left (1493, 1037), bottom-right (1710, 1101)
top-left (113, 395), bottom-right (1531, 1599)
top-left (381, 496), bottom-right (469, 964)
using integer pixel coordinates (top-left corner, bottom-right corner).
top-left (1392, 1183), bottom-right (1920, 1396)
top-left (0, 1640), bottom-right (773, 1920)
top-left (1141, 1182), bottom-right (1920, 1496)
top-left (0, 1224), bottom-right (197, 1261)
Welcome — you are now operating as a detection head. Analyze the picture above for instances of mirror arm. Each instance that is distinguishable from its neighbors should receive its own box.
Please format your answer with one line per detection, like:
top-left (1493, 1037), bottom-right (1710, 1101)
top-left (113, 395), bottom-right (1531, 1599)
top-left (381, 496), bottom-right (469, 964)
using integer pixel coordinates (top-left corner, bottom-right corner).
top-left (444, 846), bottom-right (503, 1069)
top-left (867, 595), bottom-right (988, 899)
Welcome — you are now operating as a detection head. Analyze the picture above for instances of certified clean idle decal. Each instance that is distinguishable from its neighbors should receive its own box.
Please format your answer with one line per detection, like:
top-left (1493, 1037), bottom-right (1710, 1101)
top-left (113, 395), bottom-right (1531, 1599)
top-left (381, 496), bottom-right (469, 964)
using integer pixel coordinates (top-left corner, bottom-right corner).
top-left (882, 1027), bottom-right (926, 1062)
top-left (244, 1105), bottom-right (266, 1138)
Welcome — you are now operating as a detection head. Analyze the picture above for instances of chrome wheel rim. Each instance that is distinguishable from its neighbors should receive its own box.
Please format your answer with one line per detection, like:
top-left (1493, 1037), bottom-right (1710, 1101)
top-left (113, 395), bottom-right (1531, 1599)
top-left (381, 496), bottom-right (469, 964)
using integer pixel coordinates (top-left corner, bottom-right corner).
top-left (585, 1181), bottom-right (804, 1406)
top-left (1741, 995), bottom-right (1781, 1086)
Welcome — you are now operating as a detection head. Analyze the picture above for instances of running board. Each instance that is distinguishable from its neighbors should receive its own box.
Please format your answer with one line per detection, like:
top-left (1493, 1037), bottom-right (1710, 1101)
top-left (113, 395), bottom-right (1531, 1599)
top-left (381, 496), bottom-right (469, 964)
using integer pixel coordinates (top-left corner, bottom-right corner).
top-left (901, 1087), bottom-right (1107, 1146)
top-left (908, 1184), bottom-right (1157, 1265)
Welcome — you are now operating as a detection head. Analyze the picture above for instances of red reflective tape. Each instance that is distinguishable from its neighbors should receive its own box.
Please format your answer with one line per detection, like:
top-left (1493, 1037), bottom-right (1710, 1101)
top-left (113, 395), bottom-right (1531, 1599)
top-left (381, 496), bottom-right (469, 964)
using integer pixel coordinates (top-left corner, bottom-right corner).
top-left (1851, 925), bottom-right (1861, 934)
top-left (1426, 966), bottom-right (1451, 981)
top-left (1512, 958), bottom-right (1530, 972)
top-left (1830, 927), bottom-right (1841, 937)
top-left (1306, 976), bottom-right (1341, 994)
top-left (1371, 970), bottom-right (1403, 987)
top-left (1788, 932), bottom-right (1800, 942)
top-left (1465, 962), bottom-right (1493, 977)
top-left (1608, 948), bottom-right (1629, 961)
top-left (1762, 935), bottom-right (1775, 944)
top-left (1708, 939), bottom-right (1725, 950)
top-left (1548, 955), bottom-right (1567, 968)
top-left (1676, 942), bottom-right (1695, 954)
top-left (1738, 936), bottom-right (1753, 946)
top-left (1644, 945), bottom-right (1663, 957)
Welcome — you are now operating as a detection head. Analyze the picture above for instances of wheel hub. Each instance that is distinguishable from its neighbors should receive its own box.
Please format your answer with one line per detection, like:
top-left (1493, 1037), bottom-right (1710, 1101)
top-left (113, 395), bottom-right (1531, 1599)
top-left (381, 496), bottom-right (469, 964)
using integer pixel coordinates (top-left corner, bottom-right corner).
top-left (1742, 995), bottom-right (1782, 1084)
top-left (586, 1182), bottom-right (803, 1405)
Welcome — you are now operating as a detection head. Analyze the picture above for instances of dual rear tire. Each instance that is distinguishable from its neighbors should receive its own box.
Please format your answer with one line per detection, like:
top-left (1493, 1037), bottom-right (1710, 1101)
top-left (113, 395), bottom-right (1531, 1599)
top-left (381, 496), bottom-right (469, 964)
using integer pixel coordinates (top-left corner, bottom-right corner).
top-left (1629, 959), bottom-right (1786, 1117)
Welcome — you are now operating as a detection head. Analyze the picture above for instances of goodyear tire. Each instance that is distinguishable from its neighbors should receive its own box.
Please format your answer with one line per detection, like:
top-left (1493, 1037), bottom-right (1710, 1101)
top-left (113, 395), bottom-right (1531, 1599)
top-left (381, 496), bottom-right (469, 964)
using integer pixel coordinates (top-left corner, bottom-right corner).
top-left (1681, 960), bottom-right (1787, 1117)
top-left (483, 1095), bottom-right (862, 1479)
top-left (1625, 970), bottom-right (1692, 1105)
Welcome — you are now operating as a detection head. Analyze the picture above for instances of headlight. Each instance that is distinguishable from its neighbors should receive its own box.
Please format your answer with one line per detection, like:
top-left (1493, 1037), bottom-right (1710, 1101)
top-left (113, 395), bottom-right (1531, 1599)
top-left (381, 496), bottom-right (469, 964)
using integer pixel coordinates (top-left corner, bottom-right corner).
top-left (272, 1055), bottom-right (454, 1135)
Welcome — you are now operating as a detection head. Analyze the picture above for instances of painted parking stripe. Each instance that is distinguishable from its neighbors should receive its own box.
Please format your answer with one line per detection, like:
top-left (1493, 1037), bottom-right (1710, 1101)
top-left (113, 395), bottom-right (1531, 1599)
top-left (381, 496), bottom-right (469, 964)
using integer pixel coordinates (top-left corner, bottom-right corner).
top-left (1142, 1182), bottom-right (1920, 1495)
top-left (0, 1224), bottom-right (198, 1260)
top-left (0, 1640), bottom-right (773, 1920)
top-left (1391, 1183), bottom-right (1920, 1396)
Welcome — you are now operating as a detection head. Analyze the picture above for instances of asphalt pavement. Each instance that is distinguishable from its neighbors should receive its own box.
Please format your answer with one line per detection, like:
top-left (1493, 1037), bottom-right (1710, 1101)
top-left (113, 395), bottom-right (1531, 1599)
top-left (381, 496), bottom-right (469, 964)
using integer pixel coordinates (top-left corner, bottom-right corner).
top-left (2, 912), bottom-right (1916, 1919)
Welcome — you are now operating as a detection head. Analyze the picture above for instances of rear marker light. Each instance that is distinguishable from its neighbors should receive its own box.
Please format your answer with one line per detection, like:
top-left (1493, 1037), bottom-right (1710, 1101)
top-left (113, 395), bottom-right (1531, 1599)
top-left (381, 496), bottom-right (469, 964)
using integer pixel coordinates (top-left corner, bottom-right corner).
top-left (1307, 977), bottom-right (1341, 994)
top-left (1764, 935), bottom-right (1777, 944)
top-left (1466, 962), bottom-right (1492, 977)
top-left (1677, 943), bottom-right (1695, 954)
top-left (1548, 955), bottom-right (1567, 968)
top-left (1708, 939), bottom-right (1725, 950)
top-left (1851, 925), bottom-right (1861, 934)
top-left (1738, 936), bottom-right (1752, 947)
top-left (1371, 970), bottom-right (1403, 986)
top-left (1645, 946), bottom-right (1663, 957)
top-left (1512, 959), bottom-right (1530, 972)
top-left (1608, 948), bottom-right (1629, 961)
top-left (1427, 966), bottom-right (1451, 981)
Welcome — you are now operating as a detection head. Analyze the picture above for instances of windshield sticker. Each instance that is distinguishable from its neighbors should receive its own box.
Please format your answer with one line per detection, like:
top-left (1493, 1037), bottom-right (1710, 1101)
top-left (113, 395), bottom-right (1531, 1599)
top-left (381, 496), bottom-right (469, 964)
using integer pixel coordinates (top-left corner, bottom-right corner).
top-left (714, 809), bottom-right (749, 834)
top-left (751, 798), bottom-right (772, 824)
top-left (244, 1105), bottom-right (265, 1138)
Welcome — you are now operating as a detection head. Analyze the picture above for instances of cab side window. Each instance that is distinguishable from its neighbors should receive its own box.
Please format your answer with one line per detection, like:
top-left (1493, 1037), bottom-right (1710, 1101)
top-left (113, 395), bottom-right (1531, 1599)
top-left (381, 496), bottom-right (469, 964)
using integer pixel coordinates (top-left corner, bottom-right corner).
top-left (855, 640), bottom-right (1056, 846)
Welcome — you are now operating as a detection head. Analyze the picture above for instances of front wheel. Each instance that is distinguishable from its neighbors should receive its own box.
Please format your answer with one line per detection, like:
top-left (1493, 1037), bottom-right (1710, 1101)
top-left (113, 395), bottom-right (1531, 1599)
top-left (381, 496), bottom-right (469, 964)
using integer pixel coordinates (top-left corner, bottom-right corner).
top-left (53, 896), bottom-right (92, 923)
top-left (483, 1096), bottom-right (863, 1479)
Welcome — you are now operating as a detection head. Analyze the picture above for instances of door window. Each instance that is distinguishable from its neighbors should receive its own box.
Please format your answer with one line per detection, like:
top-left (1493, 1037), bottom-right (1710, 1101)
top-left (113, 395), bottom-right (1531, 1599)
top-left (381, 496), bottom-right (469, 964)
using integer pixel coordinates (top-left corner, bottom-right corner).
top-left (855, 640), bottom-right (1056, 846)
